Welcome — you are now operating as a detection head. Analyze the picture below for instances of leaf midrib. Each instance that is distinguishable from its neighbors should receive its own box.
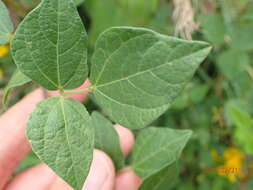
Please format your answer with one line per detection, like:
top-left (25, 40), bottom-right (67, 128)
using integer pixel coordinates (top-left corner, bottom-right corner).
top-left (95, 89), bottom-right (170, 110)
top-left (94, 47), bottom-right (209, 109)
top-left (95, 46), bottom-right (210, 89)
top-left (56, 0), bottom-right (61, 88)
top-left (133, 134), bottom-right (189, 174)
top-left (94, 32), bottom-right (151, 86)
top-left (21, 6), bottom-right (58, 89)
top-left (60, 99), bottom-right (78, 187)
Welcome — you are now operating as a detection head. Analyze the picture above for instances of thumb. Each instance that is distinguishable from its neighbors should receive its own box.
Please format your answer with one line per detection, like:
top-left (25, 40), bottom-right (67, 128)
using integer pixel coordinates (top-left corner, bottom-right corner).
top-left (49, 150), bottom-right (115, 190)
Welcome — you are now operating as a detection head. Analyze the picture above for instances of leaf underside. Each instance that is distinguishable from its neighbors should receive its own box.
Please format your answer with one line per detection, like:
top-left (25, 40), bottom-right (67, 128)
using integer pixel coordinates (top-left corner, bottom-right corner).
top-left (11, 0), bottom-right (88, 90)
top-left (138, 162), bottom-right (179, 190)
top-left (0, 1), bottom-right (13, 45)
top-left (3, 69), bottom-right (31, 106)
top-left (130, 127), bottom-right (192, 178)
top-left (27, 97), bottom-right (94, 190)
top-left (9, 3), bottom-right (212, 187)
top-left (91, 111), bottom-right (125, 170)
top-left (90, 27), bottom-right (211, 129)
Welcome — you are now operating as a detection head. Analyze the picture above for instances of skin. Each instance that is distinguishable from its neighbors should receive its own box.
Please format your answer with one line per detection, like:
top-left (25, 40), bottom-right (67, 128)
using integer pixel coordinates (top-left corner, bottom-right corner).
top-left (0, 80), bottom-right (142, 190)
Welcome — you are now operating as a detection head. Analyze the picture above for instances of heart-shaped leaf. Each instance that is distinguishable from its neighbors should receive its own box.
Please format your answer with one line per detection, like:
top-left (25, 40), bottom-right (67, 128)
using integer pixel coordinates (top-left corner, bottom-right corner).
top-left (90, 27), bottom-right (211, 129)
top-left (27, 97), bottom-right (94, 190)
top-left (11, 0), bottom-right (88, 90)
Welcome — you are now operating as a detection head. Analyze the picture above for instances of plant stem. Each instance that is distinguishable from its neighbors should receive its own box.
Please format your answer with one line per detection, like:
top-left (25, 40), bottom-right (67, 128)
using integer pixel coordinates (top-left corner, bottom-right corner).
top-left (62, 86), bottom-right (95, 96)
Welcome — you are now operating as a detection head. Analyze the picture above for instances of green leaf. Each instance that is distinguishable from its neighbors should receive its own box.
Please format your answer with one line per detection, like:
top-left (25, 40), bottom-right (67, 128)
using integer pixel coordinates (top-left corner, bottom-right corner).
top-left (130, 127), bottom-right (192, 178)
top-left (85, 0), bottom-right (158, 44)
top-left (90, 27), bottom-right (211, 129)
top-left (226, 102), bottom-right (253, 154)
top-left (201, 14), bottom-right (226, 46)
top-left (189, 84), bottom-right (210, 104)
top-left (229, 24), bottom-right (253, 52)
top-left (20, 0), bottom-right (83, 9)
top-left (149, 2), bottom-right (173, 35)
top-left (3, 69), bottom-right (31, 106)
top-left (15, 152), bottom-right (40, 174)
top-left (27, 97), bottom-right (94, 190)
top-left (0, 1), bottom-right (14, 45)
top-left (138, 162), bottom-right (179, 190)
top-left (91, 111), bottom-right (125, 170)
top-left (11, 0), bottom-right (88, 90)
top-left (74, 0), bottom-right (85, 6)
top-left (118, 0), bottom-right (158, 24)
top-left (216, 50), bottom-right (249, 81)
top-left (85, 0), bottom-right (127, 44)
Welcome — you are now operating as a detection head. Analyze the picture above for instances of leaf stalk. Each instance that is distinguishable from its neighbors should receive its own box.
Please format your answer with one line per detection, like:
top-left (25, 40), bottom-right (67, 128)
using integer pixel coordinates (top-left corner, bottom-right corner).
top-left (62, 86), bottom-right (95, 96)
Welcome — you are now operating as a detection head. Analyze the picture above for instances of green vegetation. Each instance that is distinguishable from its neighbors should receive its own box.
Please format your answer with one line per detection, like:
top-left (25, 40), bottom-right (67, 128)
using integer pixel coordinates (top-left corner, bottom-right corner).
top-left (1, 0), bottom-right (253, 189)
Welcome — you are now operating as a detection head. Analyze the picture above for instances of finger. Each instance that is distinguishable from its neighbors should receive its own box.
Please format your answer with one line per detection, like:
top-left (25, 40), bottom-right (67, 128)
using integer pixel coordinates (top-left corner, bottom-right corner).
top-left (83, 150), bottom-right (115, 190)
top-left (114, 124), bottom-right (135, 156)
top-left (0, 80), bottom-right (90, 189)
top-left (113, 125), bottom-right (142, 190)
top-left (0, 89), bottom-right (44, 189)
top-left (47, 79), bottom-right (90, 102)
top-left (115, 167), bottom-right (142, 190)
top-left (49, 150), bottom-right (115, 190)
top-left (5, 164), bottom-right (56, 190)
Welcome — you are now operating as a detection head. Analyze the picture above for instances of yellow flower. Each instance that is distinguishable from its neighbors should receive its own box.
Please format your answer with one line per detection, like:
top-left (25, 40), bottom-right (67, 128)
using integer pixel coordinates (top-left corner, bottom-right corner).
top-left (216, 148), bottom-right (244, 182)
top-left (0, 45), bottom-right (9, 57)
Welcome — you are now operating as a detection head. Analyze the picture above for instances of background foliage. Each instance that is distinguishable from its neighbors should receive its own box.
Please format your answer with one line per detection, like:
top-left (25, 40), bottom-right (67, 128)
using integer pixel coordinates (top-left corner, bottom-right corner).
top-left (1, 0), bottom-right (253, 189)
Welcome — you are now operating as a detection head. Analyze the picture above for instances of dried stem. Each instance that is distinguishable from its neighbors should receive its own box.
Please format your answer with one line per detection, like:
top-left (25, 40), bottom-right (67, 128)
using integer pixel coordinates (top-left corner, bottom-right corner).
top-left (172, 0), bottom-right (198, 40)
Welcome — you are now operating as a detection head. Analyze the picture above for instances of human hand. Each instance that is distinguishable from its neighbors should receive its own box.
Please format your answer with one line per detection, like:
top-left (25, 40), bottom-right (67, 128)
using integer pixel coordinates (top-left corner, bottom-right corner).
top-left (0, 80), bottom-right (142, 190)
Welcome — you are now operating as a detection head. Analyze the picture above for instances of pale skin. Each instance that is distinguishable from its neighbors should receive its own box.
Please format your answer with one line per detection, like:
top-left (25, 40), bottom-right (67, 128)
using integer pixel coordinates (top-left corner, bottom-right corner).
top-left (0, 80), bottom-right (142, 190)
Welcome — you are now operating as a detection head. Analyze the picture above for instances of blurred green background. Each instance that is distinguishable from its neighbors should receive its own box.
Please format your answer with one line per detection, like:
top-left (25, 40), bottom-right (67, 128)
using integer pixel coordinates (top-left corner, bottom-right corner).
top-left (1, 0), bottom-right (253, 189)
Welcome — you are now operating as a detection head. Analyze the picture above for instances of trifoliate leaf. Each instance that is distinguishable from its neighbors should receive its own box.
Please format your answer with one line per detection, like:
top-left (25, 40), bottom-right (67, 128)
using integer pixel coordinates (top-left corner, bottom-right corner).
top-left (90, 27), bottom-right (211, 129)
top-left (27, 97), bottom-right (94, 190)
top-left (11, 0), bottom-right (88, 90)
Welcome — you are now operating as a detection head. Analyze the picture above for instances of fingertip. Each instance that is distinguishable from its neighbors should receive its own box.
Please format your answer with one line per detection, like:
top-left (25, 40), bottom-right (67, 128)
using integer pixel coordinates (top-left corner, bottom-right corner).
top-left (5, 163), bottom-right (56, 190)
top-left (115, 167), bottom-right (142, 190)
top-left (49, 150), bottom-right (115, 190)
top-left (0, 89), bottom-right (46, 189)
top-left (114, 125), bottom-right (135, 156)
top-left (83, 150), bottom-right (115, 190)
